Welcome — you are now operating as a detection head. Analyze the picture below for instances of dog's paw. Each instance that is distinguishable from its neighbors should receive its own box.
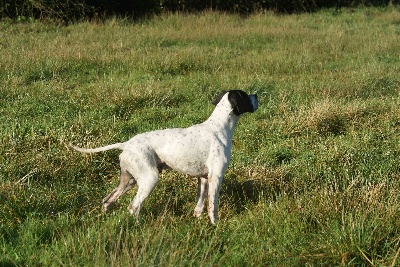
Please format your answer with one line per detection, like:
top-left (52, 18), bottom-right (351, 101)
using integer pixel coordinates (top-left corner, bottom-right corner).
top-left (102, 202), bottom-right (111, 212)
top-left (208, 212), bottom-right (218, 225)
top-left (128, 203), bottom-right (140, 216)
top-left (193, 207), bottom-right (204, 218)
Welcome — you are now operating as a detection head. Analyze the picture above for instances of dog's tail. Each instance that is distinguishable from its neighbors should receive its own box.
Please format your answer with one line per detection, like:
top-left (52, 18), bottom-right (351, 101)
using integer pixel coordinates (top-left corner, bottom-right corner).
top-left (70, 142), bottom-right (125, 154)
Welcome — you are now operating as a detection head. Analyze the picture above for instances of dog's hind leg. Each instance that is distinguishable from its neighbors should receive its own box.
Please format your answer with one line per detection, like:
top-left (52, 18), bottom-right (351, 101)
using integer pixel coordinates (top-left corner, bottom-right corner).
top-left (128, 172), bottom-right (158, 216)
top-left (194, 177), bottom-right (208, 218)
top-left (102, 166), bottom-right (135, 211)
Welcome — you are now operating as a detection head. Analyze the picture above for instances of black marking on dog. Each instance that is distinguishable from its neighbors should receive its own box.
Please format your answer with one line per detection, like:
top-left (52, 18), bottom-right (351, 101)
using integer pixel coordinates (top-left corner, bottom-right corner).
top-left (213, 90), bottom-right (256, 116)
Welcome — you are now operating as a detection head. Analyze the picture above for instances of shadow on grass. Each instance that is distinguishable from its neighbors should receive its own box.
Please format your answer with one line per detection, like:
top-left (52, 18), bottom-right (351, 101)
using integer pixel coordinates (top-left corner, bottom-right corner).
top-left (0, 259), bottom-right (17, 267)
top-left (138, 170), bottom-right (290, 219)
top-left (220, 165), bottom-right (298, 215)
top-left (220, 177), bottom-right (273, 215)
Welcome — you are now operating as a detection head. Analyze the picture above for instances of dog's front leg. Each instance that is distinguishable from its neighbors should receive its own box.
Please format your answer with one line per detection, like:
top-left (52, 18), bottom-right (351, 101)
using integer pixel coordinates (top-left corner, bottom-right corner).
top-left (207, 175), bottom-right (223, 224)
top-left (194, 177), bottom-right (208, 218)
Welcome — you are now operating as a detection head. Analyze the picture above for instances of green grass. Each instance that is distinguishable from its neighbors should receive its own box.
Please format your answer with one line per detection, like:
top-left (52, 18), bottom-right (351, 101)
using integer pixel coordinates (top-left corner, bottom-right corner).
top-left (1, 7), bottom-right (400, 266)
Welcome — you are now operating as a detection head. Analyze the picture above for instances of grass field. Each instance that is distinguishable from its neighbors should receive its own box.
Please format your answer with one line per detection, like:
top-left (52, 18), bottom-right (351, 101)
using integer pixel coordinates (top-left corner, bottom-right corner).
top-left (1, 7), bottom-right (400, 266)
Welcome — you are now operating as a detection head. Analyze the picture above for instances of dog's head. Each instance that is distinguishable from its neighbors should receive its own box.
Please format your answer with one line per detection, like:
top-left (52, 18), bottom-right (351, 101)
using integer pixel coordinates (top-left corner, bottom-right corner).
top-left (213, 90), bottom-right (258, 116)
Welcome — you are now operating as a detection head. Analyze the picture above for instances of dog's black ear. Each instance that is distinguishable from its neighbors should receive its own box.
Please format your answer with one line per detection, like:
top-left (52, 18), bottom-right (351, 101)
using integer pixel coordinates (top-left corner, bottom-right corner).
top-left (228, 90), bottom-right (252, 116)
top-left (212, 91), bottom-right (228, 106)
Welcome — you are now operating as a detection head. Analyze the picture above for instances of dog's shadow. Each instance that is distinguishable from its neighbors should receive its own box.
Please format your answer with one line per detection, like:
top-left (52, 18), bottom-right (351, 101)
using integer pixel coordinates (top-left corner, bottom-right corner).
top-left (220, 176), bottom-right (267, 214)
top-left (107, 167), bottom-right (290, 220)
top-left (219, 166), bottom-right (295, 216)
top-left (150, 171), bottom-right (280, 218)
top-left (131, 174), bottom-right (269, 219)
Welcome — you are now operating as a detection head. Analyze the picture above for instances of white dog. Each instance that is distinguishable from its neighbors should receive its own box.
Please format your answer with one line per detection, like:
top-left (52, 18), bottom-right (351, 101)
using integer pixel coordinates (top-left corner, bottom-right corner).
top-left (71, 90), bottom-right (258, 224)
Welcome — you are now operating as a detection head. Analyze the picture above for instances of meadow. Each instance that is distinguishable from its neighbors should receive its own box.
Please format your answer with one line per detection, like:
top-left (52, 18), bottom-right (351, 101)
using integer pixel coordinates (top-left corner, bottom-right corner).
top-left (1, 7), bottom-right (400, 266)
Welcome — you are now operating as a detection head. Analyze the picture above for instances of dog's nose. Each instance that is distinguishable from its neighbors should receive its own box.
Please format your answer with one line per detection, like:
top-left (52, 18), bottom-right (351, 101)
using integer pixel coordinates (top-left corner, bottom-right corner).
top-left (249, 94), bottom-right (258, 112)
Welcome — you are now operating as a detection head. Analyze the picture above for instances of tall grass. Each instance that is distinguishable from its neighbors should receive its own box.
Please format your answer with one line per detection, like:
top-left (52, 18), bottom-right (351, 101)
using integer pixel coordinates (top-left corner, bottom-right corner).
top-left (1, 7), bottom-right (400, 266)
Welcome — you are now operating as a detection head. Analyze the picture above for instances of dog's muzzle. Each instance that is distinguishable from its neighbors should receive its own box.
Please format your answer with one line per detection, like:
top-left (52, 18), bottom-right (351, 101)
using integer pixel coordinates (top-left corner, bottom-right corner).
top-left (249, 94), bottom-right (258, 112)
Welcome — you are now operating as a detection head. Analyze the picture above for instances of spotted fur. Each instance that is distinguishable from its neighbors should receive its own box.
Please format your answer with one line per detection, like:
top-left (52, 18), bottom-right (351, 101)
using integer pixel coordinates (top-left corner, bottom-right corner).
top-left (71, 90), bottom-right (258, 224)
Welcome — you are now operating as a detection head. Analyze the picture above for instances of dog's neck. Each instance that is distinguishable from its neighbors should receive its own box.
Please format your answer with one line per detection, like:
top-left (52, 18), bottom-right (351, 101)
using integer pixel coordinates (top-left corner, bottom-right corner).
top-left (204, 97), bottom-right (240, 142)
